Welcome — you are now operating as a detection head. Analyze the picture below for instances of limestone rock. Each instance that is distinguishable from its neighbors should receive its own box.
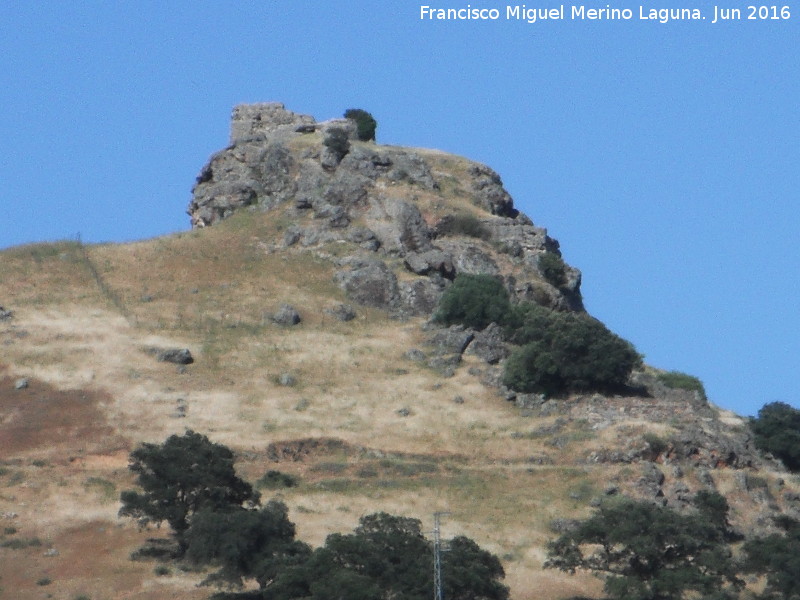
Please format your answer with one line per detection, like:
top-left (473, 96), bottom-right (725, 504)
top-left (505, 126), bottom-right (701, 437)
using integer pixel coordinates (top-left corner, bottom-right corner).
top-left (468, 164), bottom-right (517, 217)
top-left (156, 348), bottom-right (194, 365)
top-left (334, 259), bottom-right (400, 310)
top-left (272, 304), bottom-right (302, 326)
top-left (324, 303), bottom-right (357, 322)
top-left (466, 322), bottom-right (508, 364)
top-left (404, 250), bottom-right (455, 278)
top-left (426, 325), bottom-right (475, 356)
top-left (398, 278), bottom-right (446, 316)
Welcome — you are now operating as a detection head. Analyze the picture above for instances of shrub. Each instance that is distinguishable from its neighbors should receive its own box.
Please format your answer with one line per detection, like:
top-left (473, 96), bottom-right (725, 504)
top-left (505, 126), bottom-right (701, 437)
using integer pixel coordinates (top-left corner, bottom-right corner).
top-left (502, 308), bottom-right (641, 396)
top-left (433, 274), bottom-right (511, 330)
top-left (657, 370), bottom-right (707, 401)
top-left (154, 564), bottom-right (170, 576)
top-left (343, 108), bottom-right (377, 142)
top-left (322, 126), bottom-right (350, 157)
top-left (256, 470), bottom-right (299, 490)
top-left (538, 252), bottom-right (567, 287)
top-left (438, 214), bottom-right (491, 240)
top-left (750, 402), bottom-right (800, 472)
top-left (36, 577), bottom-right (52, 586)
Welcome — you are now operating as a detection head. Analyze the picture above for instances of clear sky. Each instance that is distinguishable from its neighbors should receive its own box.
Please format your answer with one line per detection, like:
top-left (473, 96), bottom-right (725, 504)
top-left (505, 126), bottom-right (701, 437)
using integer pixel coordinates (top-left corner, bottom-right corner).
top-left (1, 2), bottom-right (797, 417)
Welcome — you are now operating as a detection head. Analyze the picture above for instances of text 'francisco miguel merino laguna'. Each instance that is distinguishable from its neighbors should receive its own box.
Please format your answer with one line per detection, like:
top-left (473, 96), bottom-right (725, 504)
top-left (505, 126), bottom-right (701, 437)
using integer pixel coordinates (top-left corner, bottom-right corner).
top-left (419, 5), bottom-right (780, 24)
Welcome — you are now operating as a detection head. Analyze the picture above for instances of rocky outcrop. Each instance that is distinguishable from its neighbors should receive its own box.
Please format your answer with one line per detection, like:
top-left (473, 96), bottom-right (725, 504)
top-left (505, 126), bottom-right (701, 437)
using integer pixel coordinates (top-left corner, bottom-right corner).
top-left (187, 102), bottom-right (585, 315)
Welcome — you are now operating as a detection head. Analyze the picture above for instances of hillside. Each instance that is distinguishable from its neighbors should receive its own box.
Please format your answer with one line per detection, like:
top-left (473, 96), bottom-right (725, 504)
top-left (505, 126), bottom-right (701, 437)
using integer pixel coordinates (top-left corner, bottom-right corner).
top-left (0, 104), bottom-right (797, 600)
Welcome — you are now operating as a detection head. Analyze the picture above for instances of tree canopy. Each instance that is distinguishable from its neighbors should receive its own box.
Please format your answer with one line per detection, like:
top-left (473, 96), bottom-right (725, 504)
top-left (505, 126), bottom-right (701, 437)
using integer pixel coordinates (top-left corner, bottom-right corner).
top-left (545, 496), bottom-right (742, 600)
top-left (750, 401), bottom-right (800, 472)
top-left (119, 430), bottom-right (259, 548)
top-left (185, 500), bottom-right (310, 590)
top-left (743, 515), bottom-right (800, 600)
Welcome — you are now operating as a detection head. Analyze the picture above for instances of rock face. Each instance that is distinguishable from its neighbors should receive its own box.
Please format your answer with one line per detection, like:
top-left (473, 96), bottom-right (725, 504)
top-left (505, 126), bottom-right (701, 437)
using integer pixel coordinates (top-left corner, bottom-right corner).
top-left (188, 102), bottom-right (584, 316)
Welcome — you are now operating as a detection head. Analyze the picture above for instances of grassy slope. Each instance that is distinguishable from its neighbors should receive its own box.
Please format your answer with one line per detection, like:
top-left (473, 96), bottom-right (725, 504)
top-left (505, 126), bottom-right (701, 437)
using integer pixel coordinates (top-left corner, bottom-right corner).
top-left (0, 198), bottom-right (790, 599)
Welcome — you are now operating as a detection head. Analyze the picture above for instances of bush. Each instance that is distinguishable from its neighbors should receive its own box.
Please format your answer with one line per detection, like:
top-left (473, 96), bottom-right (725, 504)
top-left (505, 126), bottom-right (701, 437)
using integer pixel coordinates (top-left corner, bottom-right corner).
top-left (657, 370), bottom-right (707, 401)
top-left (750, 402), bottom-right (800, 472)
top-left (256, 470), bottom-right (299, 490)
top-left (322, 126), bottom-right (350, 157)
top-left (438, 214), bottom-right (491, 240)
top-left (502, 307), bottom-right (641, 396)
top-left (538, 252), bottom-right (567, 287)
top-left (343, 108), bottom-right (377, 142)
top-left (433, 274), bottom-right (511, 330)
top-left (154, 564), bottom-right (170, 576)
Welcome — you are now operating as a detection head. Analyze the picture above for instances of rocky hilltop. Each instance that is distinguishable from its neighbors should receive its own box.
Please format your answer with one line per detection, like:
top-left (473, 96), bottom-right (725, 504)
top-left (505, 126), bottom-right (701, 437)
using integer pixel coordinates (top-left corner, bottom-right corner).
top-left (188, 102), bottom-right (583, 314)
top-left (0, 103), bottom-right (798, 600)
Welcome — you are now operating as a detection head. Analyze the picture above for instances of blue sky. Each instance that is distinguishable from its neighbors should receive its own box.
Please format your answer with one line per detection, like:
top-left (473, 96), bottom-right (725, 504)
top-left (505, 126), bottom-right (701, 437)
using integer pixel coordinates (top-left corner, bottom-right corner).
top-left (1, 2), bottom-right (797, 417)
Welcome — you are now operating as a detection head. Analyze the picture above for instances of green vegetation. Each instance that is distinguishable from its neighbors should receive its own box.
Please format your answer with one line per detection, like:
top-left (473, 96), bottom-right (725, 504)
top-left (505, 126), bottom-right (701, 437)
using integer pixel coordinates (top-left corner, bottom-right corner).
top-left (433, 274), bottom-right (510, 330)
top-left (438, 213), bottom-right (491, 240)
top-left (433, 274), bottom-right (641, 396)
top-left (185, 500), bottom-right (309, 590)
top-left (546, 494), bottom-right (742, 600)
top-left (322, 126), bottom-right (350, 157)
top-left (121, 433), bottom-right (508, 600)
top-left (657, 370), bottom-right (708, 401)
top-left (255, 470), bottom-right (299, 490)
top-left (538, 252), bottom-right (567, 287)
top-left (279, 513), bottom-right (508, 600)
top-left (343, 108), bottom-right (377, 142)
top-left (502, 304), bottom-right (641, 396)
top-left (750, 401), bottom-right (800, 472)
top-left (743, 515), bottom-right (800, 599)
top-left (119, 430), bottom-right (260, 551)
top-left (85, 476), bottom-right (117, 502)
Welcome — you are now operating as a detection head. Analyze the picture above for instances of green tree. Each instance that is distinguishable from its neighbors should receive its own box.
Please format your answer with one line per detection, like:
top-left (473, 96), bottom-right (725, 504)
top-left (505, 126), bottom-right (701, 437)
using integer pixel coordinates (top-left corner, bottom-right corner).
top-left (750, 401), bottom-right (800, 472)
top-left (344, 108), bottom-right (377, 141)
top-left (503, 307), bottom-right (640, 396)
top-left (538, 252), bottom-right (567, 287)
top-left (185, 500), bottom-right (310, 590)
top-left (545, 497), bottom-right (742, 600)
top-left (743, 515), bottom-right (800, 600)
top-left (119, 431), bottom-right (259, 550)
top-left (299, 512), bottom-right (508, 600)
top-left (434, 274), bottom-right (511, 330)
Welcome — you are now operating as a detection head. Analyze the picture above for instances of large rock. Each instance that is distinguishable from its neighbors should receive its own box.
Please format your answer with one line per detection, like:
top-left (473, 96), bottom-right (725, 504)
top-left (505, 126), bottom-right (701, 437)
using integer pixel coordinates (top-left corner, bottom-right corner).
top-left (468, 164), bottom-right (517, 217)
top-left (189, 141), bottom-right (296, 227)
top-left (466, 323), bottom-right (508, 364)
top-left (334, 259), bottom-right (400, 310)
top-left (186, 102), bottom-right (586, 314)
top-left (403, 250), bottom-right (455, 278)
top-left (272, 304), bottom-right (302, 326)
top-left (366, 198), bottom-right (433, 254)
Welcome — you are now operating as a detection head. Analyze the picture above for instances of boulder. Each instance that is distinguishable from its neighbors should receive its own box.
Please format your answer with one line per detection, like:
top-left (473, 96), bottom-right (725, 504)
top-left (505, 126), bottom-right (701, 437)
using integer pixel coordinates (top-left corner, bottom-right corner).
top-left (324, 303), bottom-right (357, 322)
top-left (272, 304), bottom-right (302, 326)
top-left (426, 325), bottom-right (475, 356)
top-left (0, 306), bottom-right (13, 321)
top-left (466, 322), bottom-right (508, 364)
top-left (157, 348), bottom-right (194, 365)
top-left (468, 164), bottom-right (517, 217)
top-left (403, 250), bottom-right (455, 278)
top-left (334, 259), bottom-right (400, 310)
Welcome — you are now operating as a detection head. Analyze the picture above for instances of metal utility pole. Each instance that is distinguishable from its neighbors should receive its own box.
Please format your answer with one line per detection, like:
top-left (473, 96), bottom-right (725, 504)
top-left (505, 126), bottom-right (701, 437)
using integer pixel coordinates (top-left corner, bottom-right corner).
top-left (433, 512), bottom-right (451, 600)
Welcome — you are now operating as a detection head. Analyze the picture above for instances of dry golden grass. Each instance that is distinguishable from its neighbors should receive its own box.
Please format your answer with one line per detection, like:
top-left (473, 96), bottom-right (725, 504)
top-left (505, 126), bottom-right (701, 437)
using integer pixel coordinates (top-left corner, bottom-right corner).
top-left (0, 209), bottom-right (795, 600)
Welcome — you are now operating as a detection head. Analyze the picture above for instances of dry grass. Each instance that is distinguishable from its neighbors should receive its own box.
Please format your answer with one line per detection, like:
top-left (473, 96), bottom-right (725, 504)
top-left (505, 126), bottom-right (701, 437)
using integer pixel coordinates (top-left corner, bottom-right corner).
top-left (0, 207), bottom-right (795, 600)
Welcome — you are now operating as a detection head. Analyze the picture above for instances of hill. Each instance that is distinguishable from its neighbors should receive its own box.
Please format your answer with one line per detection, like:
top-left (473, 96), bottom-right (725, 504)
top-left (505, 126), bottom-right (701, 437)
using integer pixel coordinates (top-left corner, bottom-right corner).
top-left (0, 104), bottom-right (797, 600)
